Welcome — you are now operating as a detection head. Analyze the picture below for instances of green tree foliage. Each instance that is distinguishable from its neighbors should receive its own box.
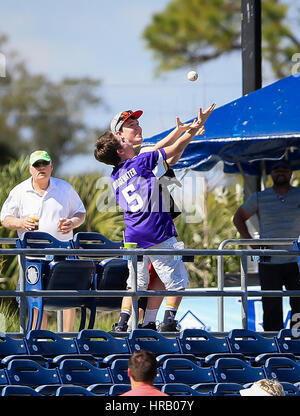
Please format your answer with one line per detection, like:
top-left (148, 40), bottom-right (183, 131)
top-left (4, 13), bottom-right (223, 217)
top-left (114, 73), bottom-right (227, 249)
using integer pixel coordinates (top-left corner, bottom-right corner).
top-left (0, 34), bottom-right (104, 168)
top-left (143, 0), bottom-right (299, 78)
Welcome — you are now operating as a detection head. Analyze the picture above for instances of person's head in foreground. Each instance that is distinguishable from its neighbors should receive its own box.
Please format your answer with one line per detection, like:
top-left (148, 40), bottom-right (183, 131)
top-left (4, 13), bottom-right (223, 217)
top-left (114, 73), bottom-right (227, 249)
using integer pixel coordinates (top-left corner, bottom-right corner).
top-left (270, 160), bottom-right (292, 187)
top-left (240, 379), bottom-right (285, 396)
top-left (29, 150), bottom-right (53, 177)
top-left (110, 109), bottom-right (143, 147)
top-left (94, 130), bottom-right (136, 166)
top-left (128, 350), bottom-right (157, 385)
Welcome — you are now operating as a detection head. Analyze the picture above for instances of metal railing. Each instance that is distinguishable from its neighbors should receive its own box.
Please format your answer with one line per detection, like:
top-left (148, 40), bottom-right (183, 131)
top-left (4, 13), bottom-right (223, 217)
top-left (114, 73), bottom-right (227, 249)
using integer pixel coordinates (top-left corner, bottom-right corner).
top-left (0, 237), bottom-right (299, 335)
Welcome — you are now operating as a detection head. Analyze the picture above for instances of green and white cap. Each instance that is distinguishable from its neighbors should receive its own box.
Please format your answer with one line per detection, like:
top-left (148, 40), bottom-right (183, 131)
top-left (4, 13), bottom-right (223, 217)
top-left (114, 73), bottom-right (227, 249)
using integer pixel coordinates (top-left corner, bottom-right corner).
top-left (29, 150), bottom-right (52, 166)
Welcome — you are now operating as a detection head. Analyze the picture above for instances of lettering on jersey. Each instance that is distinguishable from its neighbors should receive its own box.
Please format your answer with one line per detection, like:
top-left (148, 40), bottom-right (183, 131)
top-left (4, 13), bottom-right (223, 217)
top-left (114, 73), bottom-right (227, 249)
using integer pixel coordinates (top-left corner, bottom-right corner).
top-left (112, 168), bottom-right (138, 190)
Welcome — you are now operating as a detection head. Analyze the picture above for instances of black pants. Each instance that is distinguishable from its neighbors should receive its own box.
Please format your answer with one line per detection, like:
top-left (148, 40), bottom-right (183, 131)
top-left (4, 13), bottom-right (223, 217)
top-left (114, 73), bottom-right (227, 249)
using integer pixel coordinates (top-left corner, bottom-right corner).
top-left (259, 262), bottom-right (300, 331)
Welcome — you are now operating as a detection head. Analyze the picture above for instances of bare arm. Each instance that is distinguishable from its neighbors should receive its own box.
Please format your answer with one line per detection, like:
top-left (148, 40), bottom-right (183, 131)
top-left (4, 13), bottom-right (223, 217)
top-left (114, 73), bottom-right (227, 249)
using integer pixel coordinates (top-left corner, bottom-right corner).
top-left (2, 216), bottom-right (36, 232)
top-left (163, 119), bottom-right (204, 161)
top-left (138, 103), bottom-right (216, 160)
top-left (233, 206), bottom-right (261, 249)
top-left (233, 207), bottom-right (252, 239)
top-left (59, 212), bottom-right (86, 234)
top-left (137, 117), bottom-right (193, 155)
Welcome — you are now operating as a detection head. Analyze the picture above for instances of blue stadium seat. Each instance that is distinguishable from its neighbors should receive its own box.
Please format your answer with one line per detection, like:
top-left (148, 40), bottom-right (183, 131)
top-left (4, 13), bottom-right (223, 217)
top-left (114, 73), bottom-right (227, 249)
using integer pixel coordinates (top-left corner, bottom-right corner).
top-left (0, 369), bottom-right (9, 385)
top-left (160, 358), bottom-right (215, 385)
top-left (102, 354), bottom-right (132, 367)
top-left (35, 384), bottom-right (63, 396)
top-left (213, 358), bottom-right (265, 384)
top-left (5, 359), bottom-right (60, 386)
top-left (17, 232), bottom-right (96, 331)
top-left (178, 329), bottom-right (229, 356)
top-left (73, 232), bottom-right (126, 311)
top-left (1, 385), bottom-right (43, 396)
top-left (204, 353), bottom-right (249, 367)
top-left (109, 358), bottom-right (163, 384)
top-left (55, 385), bottom-right (98, 396)
top-left (263, 357), bottom-right (300, 383)
top-left (156, 354), bottom-right (200, 367)
top-left (191, 383), bottom-right (217, 394)
top-left (281, 382), bottom-right (300, 396)
top-left (226, 329), bottom-right (278, 356)
top-left (86, 383), bottom-right (113, 395)
top-left (1, 354), bottom-right (49, 368)
top-left (275, 329), bottom-right (300, 355)
top-left (52, 354), bottom-right (101, 368)
top-left (25, 330), bottom-right (78, 358)
top-left (161, 383), bottom-right (208, 396)
top-left (75, 329), bottom-right (129, 357)
top-left (253, 352), bottom-right (297, 366)
top-left (211, 383), bottom-right (245, 396)
top-left (0, 333), bottom-right (28, 357)
top-left (127, 329), bottom-right (180, 355)
top-left (57, 359), bottom-right (112, 386)
top-left (108, 384), bottom-right (131, 396)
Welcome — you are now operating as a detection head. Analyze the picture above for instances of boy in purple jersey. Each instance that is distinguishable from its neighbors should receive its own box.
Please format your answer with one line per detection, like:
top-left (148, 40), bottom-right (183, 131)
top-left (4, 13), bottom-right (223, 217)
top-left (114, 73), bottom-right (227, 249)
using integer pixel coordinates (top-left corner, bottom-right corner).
top-left (94, 110), bottom-right (207, 332)
top-left (108, 105), bottom-right (215, 331)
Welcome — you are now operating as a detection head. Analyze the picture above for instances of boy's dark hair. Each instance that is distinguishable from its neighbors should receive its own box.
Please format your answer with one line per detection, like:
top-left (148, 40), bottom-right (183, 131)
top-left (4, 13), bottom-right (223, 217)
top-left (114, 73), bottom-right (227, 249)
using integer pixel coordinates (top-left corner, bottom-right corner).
top-left (94, 131), bottom-right (122, 166)
top-left (128, 350), bottom-right (157, 382)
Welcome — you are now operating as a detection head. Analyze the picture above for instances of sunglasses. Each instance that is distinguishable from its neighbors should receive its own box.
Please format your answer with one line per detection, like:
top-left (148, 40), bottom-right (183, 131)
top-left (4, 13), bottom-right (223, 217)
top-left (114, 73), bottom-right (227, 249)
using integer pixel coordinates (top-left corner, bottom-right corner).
top-left (32, 161), bottom-right (51, 168)
top-left (117, 110), bottom-right (133, 124)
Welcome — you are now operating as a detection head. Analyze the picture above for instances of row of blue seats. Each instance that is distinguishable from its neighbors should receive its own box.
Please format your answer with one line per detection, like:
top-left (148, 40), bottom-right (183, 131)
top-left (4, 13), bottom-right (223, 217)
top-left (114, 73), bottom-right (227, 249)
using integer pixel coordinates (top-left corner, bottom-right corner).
top-left (1, 328), bottom-right (300, 361)
top-left (0, 381), bottom-right (299, 397)
top-left (1, 352), bottom-right (300, 386)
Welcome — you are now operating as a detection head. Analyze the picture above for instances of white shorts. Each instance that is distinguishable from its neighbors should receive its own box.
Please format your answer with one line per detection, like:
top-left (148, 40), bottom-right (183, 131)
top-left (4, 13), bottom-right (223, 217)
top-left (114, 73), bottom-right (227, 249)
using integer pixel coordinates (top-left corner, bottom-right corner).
top-left (127, 237), bottom-right (189, 291)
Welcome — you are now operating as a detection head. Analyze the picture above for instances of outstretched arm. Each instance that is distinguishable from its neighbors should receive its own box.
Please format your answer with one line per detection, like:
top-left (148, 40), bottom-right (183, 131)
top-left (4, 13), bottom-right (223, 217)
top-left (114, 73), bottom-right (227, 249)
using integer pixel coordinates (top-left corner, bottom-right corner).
top-left (139, 103), bottom-right (215, 157)
top-left (163, 117), bottom-right (205, 161)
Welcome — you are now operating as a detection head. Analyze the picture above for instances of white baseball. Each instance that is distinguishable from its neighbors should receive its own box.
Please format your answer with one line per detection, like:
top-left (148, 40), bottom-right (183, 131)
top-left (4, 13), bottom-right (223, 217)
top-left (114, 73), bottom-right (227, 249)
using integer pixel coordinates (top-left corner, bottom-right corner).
top-left (187, 70), bottom-right (198, 82)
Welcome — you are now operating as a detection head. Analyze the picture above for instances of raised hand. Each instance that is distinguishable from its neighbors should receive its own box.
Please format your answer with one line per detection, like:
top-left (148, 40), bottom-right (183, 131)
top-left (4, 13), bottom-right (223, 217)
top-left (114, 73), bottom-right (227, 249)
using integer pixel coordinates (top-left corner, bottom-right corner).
top-left (197, 103), bottom-right (216, 126)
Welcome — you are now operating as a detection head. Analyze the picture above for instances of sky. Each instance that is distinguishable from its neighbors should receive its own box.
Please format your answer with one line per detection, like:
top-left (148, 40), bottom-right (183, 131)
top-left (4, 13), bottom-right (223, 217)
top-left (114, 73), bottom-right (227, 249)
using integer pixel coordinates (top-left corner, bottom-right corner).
top-left (0, 0), bottom-right (280, 177)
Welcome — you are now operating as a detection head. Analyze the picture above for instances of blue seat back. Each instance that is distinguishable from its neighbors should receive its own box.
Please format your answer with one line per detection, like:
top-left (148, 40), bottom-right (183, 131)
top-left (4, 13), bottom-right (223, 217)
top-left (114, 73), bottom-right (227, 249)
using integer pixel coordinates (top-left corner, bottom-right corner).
top-left (0, 333), bottom-right (28, 357)
top-left (75, 330), bottom-right (129, 356)
top-left (127, 329), bottom-right (180, 355)
top-left (73, 232), bottom-right (122, 251)
top-left (212, 383), bottom-right (245, 396)
top-left (213, 358), bottom-right (265, 384)
top-left (55, 385), bottom-right (97, 396)
top-left (25, 330), bottom-right (78, 357)
top-left (227, 329), bottom-right (278, 355)
top-left (73, 233), bottom-right (126, 310)
top-left (263, 357), bottom-right (300, 383)
top-left (5, 359), bottom-right (60, 386)
top-left (16, 231), bottom-right (72, 251)
top-left (178, 329), bottom-right (229, 355)
top-left (161, 358), bottom-right (215, 385)
top-left (275, 329), bottom-right (300, 354)
top-left (108, 384), bottom-right (131, 396)
top-left (1, 385), bottom-right (43, 396)
top-left (95, 258), bottom-right (128, 310)
top-left (161, 383), bottom-right (207, 396)
top-left (58, 359), bottom-right (112, 385)
top-left (87, 383), bottom-right (113, 395)
top-left (281, 382), bottom-right (300, 396)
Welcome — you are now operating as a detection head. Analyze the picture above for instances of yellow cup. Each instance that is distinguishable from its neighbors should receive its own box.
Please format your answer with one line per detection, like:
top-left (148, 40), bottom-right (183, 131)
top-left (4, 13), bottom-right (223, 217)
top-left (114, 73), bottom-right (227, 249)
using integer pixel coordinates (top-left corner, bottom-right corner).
top-left (124, 242), bottom-right (137, 248)
top-left (29, 215), bottom-right (39, 230)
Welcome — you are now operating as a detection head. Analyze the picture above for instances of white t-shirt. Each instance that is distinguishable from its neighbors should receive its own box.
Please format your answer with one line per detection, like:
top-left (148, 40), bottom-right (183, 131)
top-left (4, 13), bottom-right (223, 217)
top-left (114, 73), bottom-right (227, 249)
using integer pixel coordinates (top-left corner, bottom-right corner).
top-left (0, 176), bottom-right (86, 241)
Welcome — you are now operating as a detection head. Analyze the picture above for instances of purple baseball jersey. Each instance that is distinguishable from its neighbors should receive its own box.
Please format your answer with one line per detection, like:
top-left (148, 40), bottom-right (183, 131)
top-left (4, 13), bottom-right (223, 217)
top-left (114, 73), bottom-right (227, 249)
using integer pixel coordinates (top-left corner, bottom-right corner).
top-left (111, 149), bottom-right (177, 248)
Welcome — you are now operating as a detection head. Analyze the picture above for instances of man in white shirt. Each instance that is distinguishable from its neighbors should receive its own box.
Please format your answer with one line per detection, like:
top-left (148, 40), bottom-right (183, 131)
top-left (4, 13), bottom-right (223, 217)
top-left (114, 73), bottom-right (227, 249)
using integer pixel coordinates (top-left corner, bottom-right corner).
top-left (1, 150), bottom-right (86, 331)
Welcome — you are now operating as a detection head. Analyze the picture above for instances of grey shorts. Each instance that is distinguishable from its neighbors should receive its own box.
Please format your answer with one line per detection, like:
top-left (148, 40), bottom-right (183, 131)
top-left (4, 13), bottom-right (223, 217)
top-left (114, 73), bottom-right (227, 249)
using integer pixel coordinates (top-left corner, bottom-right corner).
top-left (127, 237), bottom-right (189, 291)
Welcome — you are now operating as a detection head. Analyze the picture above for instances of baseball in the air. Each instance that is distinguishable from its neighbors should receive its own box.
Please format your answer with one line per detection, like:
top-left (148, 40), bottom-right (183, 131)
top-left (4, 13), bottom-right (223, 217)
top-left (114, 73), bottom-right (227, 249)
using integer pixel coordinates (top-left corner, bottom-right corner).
top-left (187, 70), bottom-right (198, 81)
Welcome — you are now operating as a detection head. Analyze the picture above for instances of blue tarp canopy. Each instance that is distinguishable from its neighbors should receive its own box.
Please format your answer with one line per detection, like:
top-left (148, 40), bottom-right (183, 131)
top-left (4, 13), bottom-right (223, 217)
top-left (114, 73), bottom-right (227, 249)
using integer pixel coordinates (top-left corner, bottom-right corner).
top-left (144, 74), bottom-right (300, 175)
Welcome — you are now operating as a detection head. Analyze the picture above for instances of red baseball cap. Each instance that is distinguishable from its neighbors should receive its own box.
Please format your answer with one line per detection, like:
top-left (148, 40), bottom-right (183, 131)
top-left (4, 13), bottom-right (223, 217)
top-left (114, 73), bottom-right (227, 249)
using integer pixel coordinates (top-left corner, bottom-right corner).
top-left (110, 110), bottom-right (143, 134)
